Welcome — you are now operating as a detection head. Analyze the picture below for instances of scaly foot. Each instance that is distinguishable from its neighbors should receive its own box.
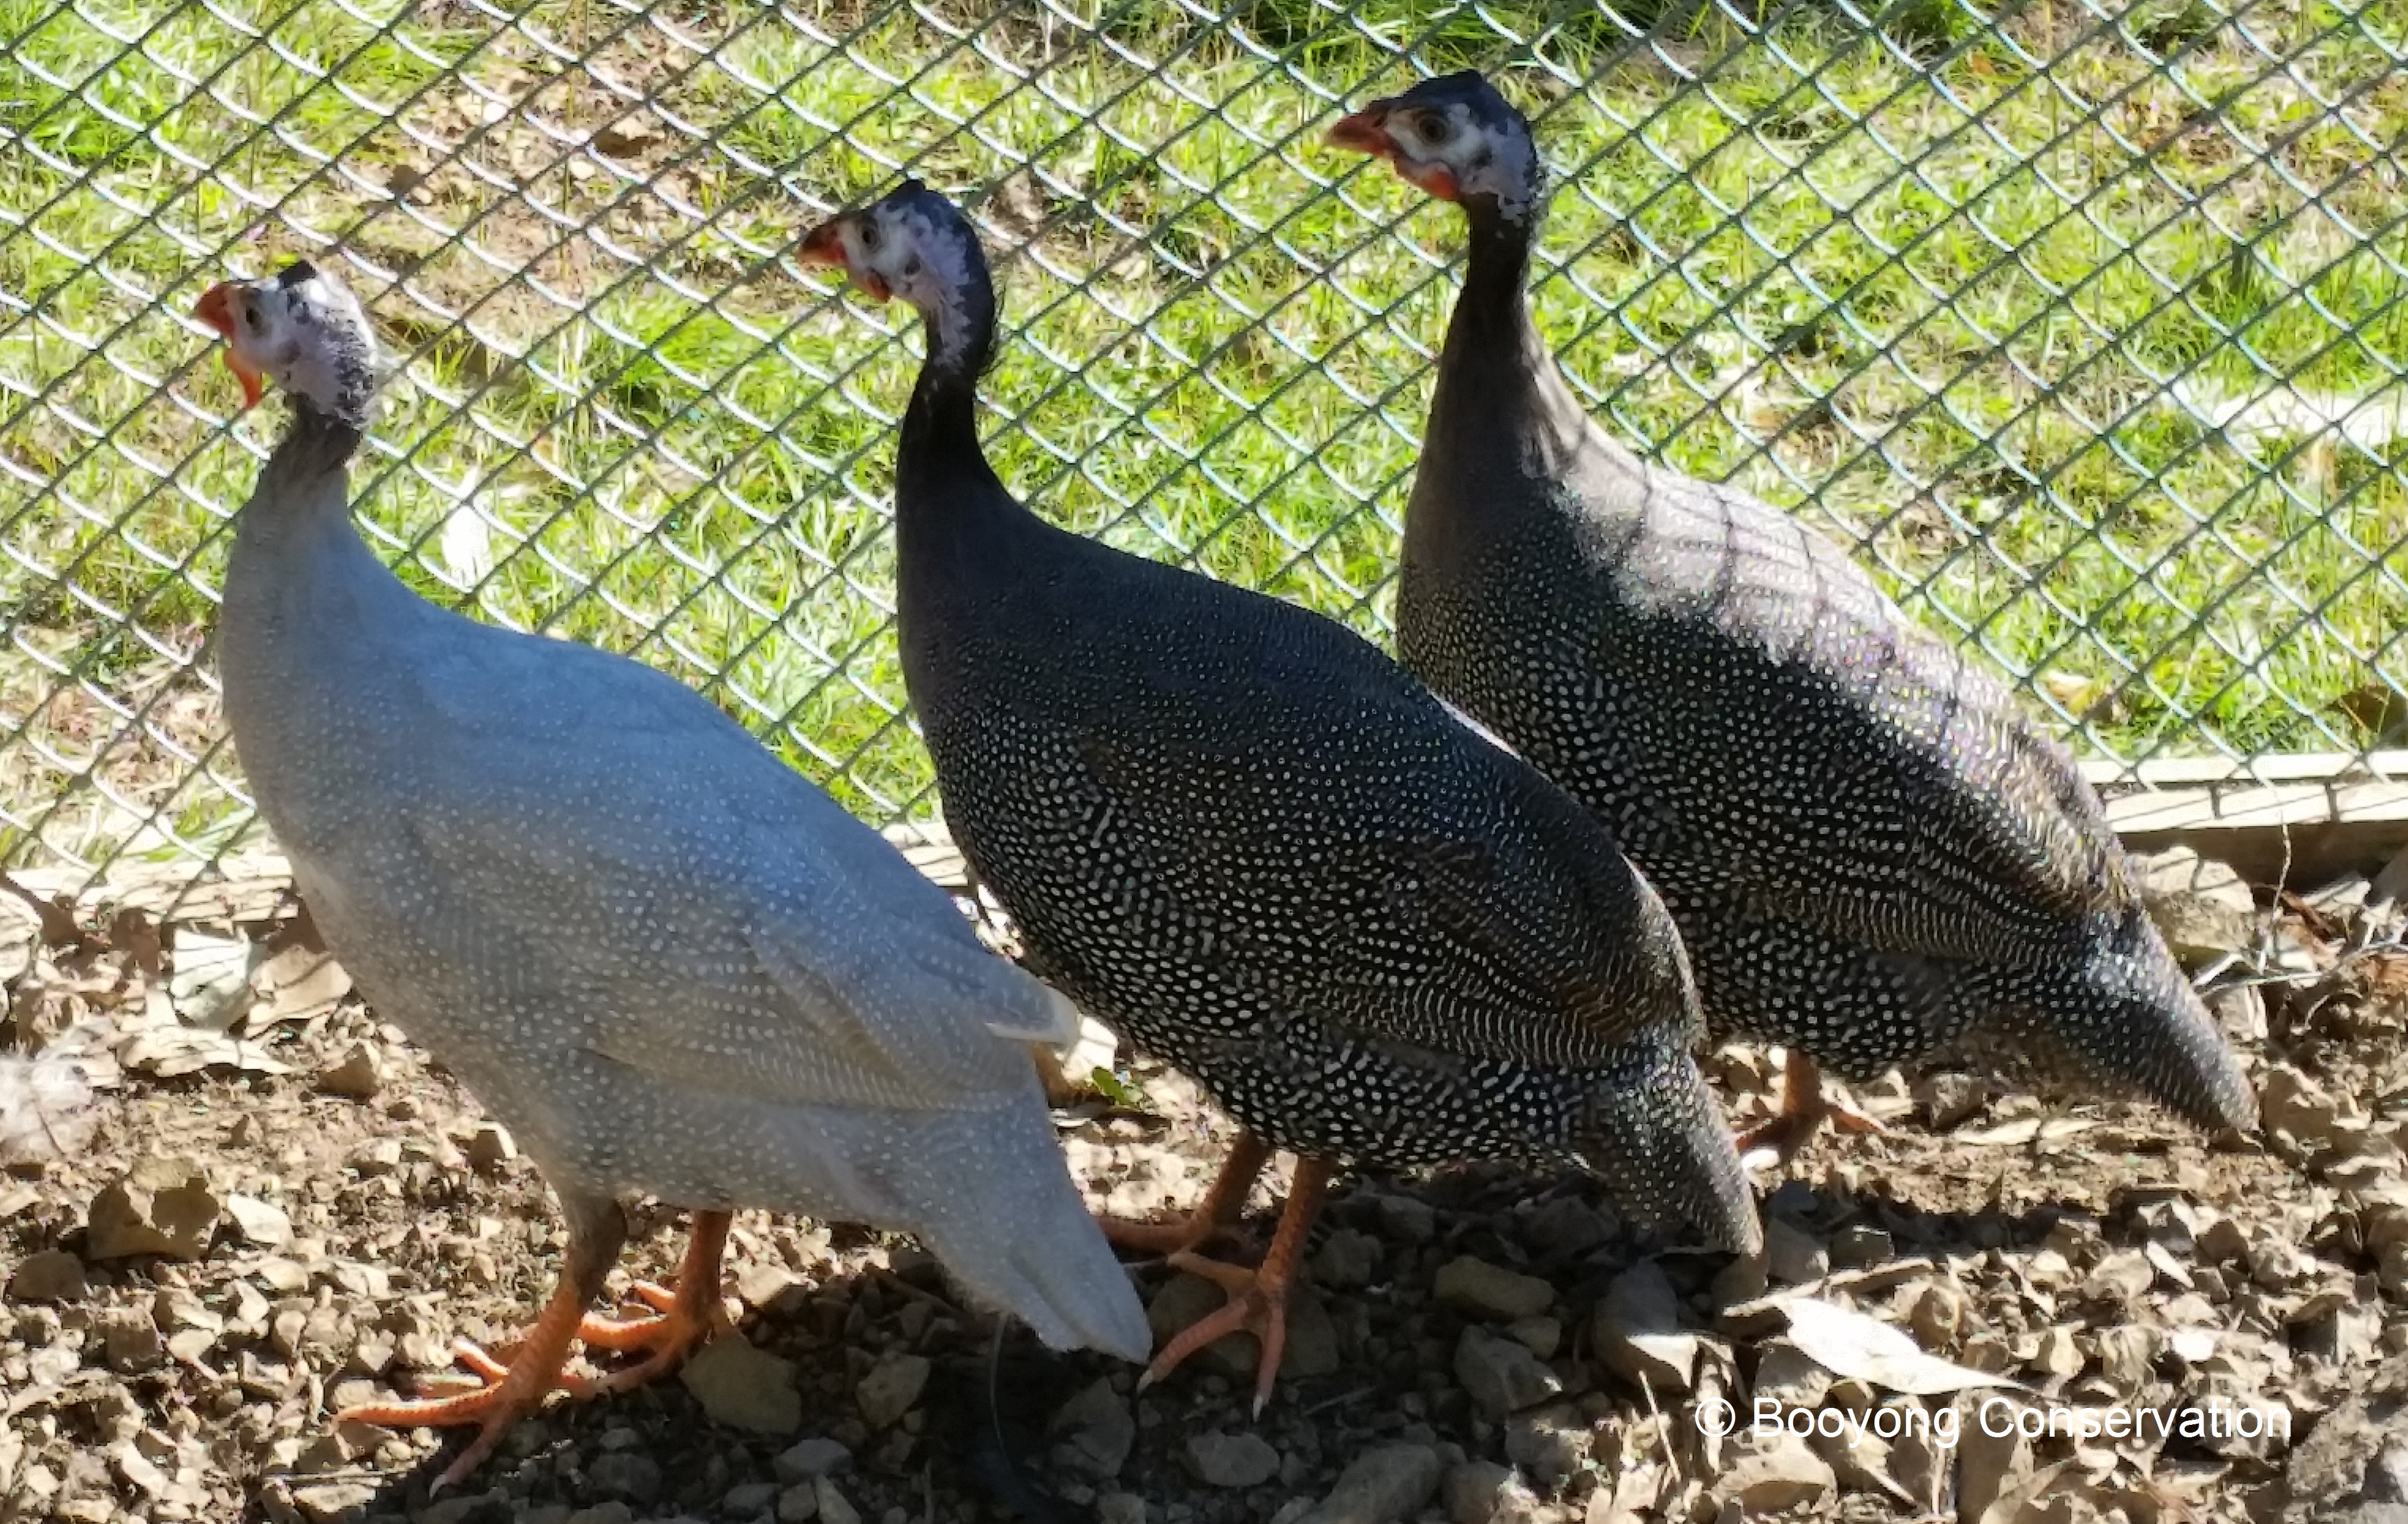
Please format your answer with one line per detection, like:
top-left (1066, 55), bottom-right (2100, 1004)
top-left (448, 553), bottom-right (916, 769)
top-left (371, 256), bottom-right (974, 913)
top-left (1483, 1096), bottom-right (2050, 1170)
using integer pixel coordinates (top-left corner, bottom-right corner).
top-left (572, 1276), bottom-right (730, 1395)
top-left (1738, 1051), bottom-right (1886, 1167)
top-left (339, 1277), bottom-right (587, 1491)
top-left (1137, 1157), bottom-right (1331, 1416)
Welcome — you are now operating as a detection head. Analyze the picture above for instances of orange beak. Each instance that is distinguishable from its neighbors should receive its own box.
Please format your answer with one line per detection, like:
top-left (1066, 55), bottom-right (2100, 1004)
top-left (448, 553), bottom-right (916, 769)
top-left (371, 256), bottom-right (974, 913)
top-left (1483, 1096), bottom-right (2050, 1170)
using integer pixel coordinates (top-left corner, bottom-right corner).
top-left (193, 282), bottom-right (265, 407)
top-left (795, 220), bottom-right (846, 268)
top-left (1326, 103), bottom-right (1460, 201)
top-left (1324, 105), bottom-right (1395, 157)
top-left (797, 217), bottom-right (893, 302)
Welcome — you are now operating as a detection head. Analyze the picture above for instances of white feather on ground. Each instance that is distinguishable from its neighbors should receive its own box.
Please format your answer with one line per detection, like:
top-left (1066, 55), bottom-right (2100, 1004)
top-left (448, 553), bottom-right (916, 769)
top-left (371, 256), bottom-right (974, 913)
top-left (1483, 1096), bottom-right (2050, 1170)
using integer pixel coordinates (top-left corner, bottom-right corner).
top-left (0, 1019), bottom-right (112, 1164)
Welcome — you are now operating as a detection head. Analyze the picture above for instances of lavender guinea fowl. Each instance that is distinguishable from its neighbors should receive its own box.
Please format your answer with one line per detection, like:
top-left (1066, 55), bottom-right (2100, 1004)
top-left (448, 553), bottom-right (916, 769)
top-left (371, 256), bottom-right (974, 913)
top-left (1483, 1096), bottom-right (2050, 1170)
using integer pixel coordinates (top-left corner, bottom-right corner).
top-left (194, 260), bottom-right (1147, 1487)
top-left (1327, 73), bottom-right (2256, 1158)
top-left (796, 183), bottom-right (1760, 1411)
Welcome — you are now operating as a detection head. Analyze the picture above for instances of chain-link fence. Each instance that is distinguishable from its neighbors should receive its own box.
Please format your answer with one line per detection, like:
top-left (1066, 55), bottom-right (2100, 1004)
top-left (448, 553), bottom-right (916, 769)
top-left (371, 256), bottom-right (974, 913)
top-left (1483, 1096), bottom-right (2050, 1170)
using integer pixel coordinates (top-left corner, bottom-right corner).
top-left (5, 0), bottom-right (2406, 899)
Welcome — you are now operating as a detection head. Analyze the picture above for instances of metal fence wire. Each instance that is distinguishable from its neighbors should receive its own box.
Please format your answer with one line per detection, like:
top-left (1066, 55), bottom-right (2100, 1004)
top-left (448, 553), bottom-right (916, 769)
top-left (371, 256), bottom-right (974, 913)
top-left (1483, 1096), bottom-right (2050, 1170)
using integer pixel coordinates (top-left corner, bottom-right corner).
top-left (4, 0), bottom-right (2407, 895)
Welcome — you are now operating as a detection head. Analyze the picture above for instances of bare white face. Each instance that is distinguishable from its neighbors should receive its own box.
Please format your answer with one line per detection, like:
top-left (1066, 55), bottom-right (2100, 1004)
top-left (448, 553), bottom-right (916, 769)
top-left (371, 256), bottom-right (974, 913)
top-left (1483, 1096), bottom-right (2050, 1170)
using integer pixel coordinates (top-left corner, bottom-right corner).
top-left (216, 268), bottom-right (376, 415)
top-left (823, 200), bottom-right (982, 360)
top-left (1380, 101), bottom-right (1540, 221)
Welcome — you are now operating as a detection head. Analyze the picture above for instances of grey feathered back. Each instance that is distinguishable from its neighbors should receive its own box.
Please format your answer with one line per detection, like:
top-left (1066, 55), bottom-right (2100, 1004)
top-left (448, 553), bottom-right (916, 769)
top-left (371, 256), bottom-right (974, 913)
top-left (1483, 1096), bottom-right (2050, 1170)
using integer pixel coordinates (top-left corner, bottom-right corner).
top-left (215, 322), bottom-right (1147, 1360)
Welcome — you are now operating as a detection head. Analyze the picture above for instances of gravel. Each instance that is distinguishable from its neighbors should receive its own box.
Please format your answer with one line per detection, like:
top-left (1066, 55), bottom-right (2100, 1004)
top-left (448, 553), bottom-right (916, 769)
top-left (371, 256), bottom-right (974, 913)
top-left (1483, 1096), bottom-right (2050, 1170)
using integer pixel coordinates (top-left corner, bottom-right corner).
top-left (2, 851), bottom-right (2403, 1523)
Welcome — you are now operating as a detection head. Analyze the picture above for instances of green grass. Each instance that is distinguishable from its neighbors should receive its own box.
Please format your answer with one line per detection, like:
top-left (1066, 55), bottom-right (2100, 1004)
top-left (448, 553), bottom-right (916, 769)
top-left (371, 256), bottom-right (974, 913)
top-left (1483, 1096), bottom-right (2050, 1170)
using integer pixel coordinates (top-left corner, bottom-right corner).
top-left (3, 0), bottom-right (2406, 877)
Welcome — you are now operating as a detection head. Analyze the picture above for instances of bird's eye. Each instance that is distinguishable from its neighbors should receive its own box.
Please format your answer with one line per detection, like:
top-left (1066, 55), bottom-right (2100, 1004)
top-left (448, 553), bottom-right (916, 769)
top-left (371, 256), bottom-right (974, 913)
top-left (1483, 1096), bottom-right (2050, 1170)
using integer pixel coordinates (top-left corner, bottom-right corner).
top-left (242, 302), bottom-right (262, 331)
top-left (859, 221), bottom-right (883, 253)
top-left (1417, 110), bottom-right (1454, 143)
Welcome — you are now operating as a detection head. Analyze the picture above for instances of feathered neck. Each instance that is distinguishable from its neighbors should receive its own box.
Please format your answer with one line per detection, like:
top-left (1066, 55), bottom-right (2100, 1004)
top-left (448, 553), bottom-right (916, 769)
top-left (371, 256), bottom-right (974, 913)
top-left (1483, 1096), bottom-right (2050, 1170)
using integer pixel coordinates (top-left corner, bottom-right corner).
top-left (893, 254), bottom-right (1013, 527)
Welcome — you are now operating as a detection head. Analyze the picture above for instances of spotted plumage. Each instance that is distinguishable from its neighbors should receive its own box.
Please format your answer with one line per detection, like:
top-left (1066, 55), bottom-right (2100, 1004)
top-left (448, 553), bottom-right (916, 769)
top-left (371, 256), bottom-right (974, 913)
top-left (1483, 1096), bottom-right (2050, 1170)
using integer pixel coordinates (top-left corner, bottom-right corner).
top-left (802, 181), bottom-right (1760, 1258)
top-left (202, 260), bottom-right (1147, 1479)
top-left (1331, 72), bottom-right (2256, 1141)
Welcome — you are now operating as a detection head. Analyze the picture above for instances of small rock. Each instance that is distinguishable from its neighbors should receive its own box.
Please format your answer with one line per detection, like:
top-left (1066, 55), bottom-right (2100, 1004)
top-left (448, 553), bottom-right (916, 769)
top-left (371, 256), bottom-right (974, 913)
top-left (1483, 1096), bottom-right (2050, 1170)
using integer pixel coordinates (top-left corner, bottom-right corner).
top-left (1454, 1323), bottom-right (1563, 1419)
top-left (1915, 1072), bottom-right (1986, 1131)
top-left (1751, 1339), bottom-right (1831, 1410)
top-left (224, 1194), bottom-right (293, 1247)
top-left (737, 1263), bottom-right (808, 1316)
top-left (2138, 847), bottom-right (2256, 962)
top-left (1435, 1255), bottom-right (1555, 1321)
top-left (98, 1308), bottom-right (165, 1372)
top-left (1185, 1431), bottom-right (1280, 1489)
top-left (680, 1338), bottom-right (802, 1436)
top-left (1050, 1377), bottom-right (1135, 1479)
top-left (1376, 1194), bottom-right (1436, 1243)
top-left (87, 1157), bottom-right (222, 1261)
top-left (2031, 1326), bottom-right (2085, 1380)
top-left (1296, 1441), bottom-right (1443, 1524)
top-left (1315, 1228), bottom-right (1382, 1290)
top-left (1095, 1496), bottom-right (1147, 1524)
top-left (722, 1482), bottom-right (779, 1516)
top-left (588, 1452), bottom-right (662, 1504)
top-left (1504, 1401), bottom-right (1589, 1486)
top-left (1523, 1197), bottom-right (1609, 1258)
top-left (813, 1478), bottom-right (860, 1524)
top-left (1711, 1430), bottom-right (1835, 1513)
top-left (775, 1483), bottom-right (818, 1523)
top-left (464, 1122), bottom-right (516, 1174)
top-left (854, 1353), bottom-right (929, 1429)
top-left (1830, 1224), bottom-right (1892, 1270)
top-left (292, 1481), bottom-right (377, 1523)
top-left (1443, 1461), bottom-right (1517, 1524)
top-left (317, 1042), bottom-right (384, 1100)
top-left (1954, 1398), bottom-right (2033, 1523)
top-left (1591, 1259), bottom-right (1696, 1394)
top-left (772, 1438), bottom-right (853, 1483)
top-left (1910, 1281), bottom-right (1968, 1348)
top-left (1507, 1315), bottom-right (1562, 1360)
top-left (7, 1247), bottom-right (87, 1303)
top-left (1763, 1217), bottom-right (1828, 1285)
top-left (565, 1507), bottom-right (633, 1524)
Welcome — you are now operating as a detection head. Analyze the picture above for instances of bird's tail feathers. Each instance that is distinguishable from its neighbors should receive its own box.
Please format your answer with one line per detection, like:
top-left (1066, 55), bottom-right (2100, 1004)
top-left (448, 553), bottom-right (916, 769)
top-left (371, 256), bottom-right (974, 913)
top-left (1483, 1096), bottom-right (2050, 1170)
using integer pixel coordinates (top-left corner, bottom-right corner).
top-left (899, 1101), bottom-right (1150, 1363)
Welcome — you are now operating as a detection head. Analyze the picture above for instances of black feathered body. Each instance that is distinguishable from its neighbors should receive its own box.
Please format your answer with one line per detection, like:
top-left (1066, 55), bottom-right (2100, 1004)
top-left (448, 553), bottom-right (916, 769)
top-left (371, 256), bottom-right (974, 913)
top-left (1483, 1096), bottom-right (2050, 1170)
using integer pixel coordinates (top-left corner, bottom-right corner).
top-left (1396, 221), bottom-right (2254, 1135)
top-left (884, 196), bottom-right (1758, 1250)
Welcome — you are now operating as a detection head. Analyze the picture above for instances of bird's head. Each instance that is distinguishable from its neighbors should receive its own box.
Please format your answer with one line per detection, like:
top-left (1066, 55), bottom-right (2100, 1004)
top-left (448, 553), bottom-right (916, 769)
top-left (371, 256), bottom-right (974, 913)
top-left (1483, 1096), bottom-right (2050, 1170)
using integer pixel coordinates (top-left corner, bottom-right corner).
top-left (1325, 70), bottom-right (1541, 223)
top-left (796, 179), bottom-right (994, 371)
top-left (193, 260), bottom-right (378, 425)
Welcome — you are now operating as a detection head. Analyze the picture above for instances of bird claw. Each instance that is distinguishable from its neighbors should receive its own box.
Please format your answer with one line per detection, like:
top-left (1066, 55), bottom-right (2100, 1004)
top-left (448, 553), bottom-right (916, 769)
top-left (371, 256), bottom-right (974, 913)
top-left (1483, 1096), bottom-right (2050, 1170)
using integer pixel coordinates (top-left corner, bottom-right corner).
top-left (571, 1281), bottom-right (729, 1396)
top-left (1096, 1212), bottom-right (1248, 1260)
top-left (1139, 1248), bottom-right (1293, 1418)
top-left (339, 1347), bottom-right (556, 1493)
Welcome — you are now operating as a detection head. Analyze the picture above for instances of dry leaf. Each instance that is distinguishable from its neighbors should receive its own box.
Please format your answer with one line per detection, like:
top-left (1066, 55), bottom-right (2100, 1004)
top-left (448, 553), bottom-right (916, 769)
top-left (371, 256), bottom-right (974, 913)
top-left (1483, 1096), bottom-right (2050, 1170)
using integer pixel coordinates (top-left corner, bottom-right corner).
top-left (1780, 1297), bottom-right (2026, 1397)
top-left (1958, 1117), bottom-right (2100, 1147)
top-left (118, 1027), bottom-right (291, 1079)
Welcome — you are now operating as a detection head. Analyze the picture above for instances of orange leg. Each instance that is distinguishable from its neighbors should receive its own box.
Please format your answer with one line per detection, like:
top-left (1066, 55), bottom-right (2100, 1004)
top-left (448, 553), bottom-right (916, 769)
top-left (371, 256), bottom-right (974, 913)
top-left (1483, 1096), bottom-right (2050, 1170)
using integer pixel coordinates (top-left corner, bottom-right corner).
top-left (1738, 1050), bottom-right (1886, 1165)
top-left (1139, 1155), bottom-right (1331, 1416)
top-left (1098, 1131), bottom-right (1271, 1256)
top-left (339, 1209), bottom-right (731, 1489)
top-left (339, 1270), bottom-right (588, 1491)
top-left (571, 1209), bottom-right (733, 1394)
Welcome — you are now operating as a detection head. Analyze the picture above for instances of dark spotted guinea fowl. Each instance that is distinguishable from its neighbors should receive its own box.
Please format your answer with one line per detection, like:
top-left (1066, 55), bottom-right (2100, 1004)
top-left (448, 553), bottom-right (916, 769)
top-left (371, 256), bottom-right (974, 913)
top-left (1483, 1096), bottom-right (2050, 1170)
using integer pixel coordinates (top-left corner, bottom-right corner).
top-left (1327, 72), bottom-right (2256, 1158)
top-left (795, 181), bottom-right (1760, 1409)
top-left (194, 260), bottom-right (1147, 1486)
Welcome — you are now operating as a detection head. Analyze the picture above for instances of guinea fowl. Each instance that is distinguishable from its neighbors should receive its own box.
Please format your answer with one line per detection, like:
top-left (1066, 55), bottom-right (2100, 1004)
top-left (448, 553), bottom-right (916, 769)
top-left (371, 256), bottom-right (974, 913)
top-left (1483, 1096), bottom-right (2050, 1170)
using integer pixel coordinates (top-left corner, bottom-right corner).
top-left (1326, 73), bottom-right (2256, 1158)
top-left (796, 182), bottom-right (1760, 1410)
top-left (193, 260), bottom-right (1148, 1486)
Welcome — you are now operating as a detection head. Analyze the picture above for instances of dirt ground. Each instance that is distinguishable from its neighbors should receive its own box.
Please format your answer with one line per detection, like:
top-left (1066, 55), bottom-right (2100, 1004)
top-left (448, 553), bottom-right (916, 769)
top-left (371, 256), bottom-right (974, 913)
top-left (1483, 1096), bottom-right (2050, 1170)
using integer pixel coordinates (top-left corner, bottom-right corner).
top-left (1, 844), bottom-right (2403, 1524)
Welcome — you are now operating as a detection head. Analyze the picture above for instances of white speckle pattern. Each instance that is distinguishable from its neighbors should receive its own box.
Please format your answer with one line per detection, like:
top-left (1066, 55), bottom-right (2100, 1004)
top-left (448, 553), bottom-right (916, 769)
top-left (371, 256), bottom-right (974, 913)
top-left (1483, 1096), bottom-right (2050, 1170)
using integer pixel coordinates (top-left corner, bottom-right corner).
top-left (846, 184), bottom-right (1761, 1257)
top-left (1384, 75), bottom-right (2256, 1137)
top-left (211, 263), bottom-right (1150, 1363)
